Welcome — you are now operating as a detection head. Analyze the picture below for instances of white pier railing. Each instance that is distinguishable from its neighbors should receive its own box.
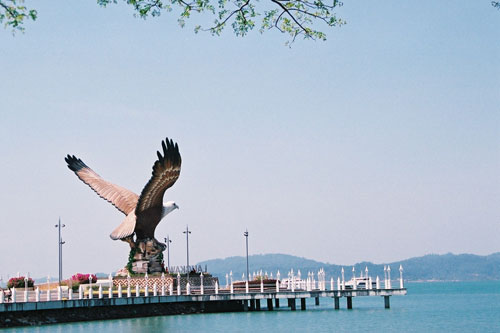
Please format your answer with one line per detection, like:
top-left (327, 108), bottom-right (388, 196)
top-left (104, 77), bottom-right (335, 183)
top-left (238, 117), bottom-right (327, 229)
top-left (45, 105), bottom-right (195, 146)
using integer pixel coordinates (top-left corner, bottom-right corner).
top-left (0, 265), bottom-right (405, 306)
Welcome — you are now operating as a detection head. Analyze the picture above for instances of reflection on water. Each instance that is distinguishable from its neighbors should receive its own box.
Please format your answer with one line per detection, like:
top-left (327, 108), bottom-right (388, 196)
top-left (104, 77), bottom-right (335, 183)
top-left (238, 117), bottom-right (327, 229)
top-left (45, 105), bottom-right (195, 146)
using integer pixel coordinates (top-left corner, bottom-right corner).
top-left (3, 282), bottom-right (500, 333)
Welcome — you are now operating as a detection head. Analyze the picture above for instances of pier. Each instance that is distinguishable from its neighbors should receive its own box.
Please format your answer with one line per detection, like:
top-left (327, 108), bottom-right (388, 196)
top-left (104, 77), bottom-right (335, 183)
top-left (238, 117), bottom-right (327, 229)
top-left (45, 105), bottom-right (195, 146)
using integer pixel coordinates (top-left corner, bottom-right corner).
top-left (0, 267), bottom-right (407, 328)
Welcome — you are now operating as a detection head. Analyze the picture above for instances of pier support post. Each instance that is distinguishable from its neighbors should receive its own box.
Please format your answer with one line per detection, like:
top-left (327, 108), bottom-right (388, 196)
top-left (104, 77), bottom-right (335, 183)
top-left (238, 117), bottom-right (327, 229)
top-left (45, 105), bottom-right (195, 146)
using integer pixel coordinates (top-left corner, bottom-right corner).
top-left (267, 299), bottom-right (274, 311)
top-left (301, 298), bottom-right (306, 310)
top-left (275, 299), bottom-right (280, 308)
top-left (347, 296), bottom-right (353, 309)
top-left (290, 299), bottom-right (296, 311)
top-left (256, 299), bottom-right (261, 311)
top-left (243, 300), bottom-right (249, 312)
top-left (250, 299), bottom-right (256, 311)
top-left (384, 296), bottom-right (390, 309)
top-left (315, 296), bottom-right (320, 306)
top-left (200, 272), bottom-right (204, 295)
top-left (334, 297), bottom-right (340, 310)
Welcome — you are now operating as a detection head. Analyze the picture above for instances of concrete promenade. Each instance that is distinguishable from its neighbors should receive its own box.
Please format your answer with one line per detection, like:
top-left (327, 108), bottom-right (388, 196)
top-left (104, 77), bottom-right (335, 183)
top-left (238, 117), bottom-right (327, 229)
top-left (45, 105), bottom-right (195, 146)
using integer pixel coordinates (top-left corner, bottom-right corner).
top-left (0, 266), bottom-right (408, 327)
top-left (0, 288), bottom-right (406, 313)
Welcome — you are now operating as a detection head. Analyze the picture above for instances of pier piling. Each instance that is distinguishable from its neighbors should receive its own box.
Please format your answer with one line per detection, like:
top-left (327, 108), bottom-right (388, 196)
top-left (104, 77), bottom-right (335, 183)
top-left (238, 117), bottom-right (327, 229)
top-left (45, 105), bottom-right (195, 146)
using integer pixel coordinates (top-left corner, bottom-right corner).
top-left (347, 296), bottom-right (353, 309)
top-left (267, 299), bottom-right (273, 311)
top-left (243, 300), bottom-right (249, 312)
top-left (384, 296), bottom-right (390, 309)
top-left (301, 298), bottom-right (306, 310)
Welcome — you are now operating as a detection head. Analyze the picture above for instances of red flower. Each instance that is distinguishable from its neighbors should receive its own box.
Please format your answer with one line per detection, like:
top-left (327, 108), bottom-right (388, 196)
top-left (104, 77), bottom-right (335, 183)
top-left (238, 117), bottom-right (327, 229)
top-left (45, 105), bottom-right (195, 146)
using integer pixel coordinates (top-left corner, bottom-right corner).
top-left (70, 273), bottom-right (97, 284)
top-left (7, 276), bottom-right (34, 289)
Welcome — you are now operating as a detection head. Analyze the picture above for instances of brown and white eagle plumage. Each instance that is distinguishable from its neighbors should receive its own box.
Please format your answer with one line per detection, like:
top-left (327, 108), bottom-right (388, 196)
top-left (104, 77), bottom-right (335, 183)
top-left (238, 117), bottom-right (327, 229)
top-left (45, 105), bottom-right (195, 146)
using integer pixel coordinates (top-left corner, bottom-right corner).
top-left (65, 138), bottom-right (181, 241)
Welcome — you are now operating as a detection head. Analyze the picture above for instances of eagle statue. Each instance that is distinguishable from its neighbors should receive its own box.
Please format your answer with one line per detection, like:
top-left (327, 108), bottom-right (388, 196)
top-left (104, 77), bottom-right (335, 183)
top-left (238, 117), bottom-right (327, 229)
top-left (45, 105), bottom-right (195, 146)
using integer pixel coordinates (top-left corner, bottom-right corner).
top-left (65, 137), bottom-right (181, 273)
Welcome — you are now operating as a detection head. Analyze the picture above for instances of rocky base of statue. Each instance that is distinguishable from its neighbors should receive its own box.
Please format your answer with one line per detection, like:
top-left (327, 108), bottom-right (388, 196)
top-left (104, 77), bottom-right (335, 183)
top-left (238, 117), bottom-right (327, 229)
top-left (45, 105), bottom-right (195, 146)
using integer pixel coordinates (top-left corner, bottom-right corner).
top-left (121, 236), bottom-right (166, 275)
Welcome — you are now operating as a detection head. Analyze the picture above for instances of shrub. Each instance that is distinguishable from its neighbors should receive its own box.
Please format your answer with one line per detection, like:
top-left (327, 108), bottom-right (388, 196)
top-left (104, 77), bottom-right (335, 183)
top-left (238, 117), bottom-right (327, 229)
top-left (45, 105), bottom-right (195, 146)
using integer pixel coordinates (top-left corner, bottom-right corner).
top-left (7, 276), bottom-right (34, 289)
top-left (71, 282), bottom-right (80, 292)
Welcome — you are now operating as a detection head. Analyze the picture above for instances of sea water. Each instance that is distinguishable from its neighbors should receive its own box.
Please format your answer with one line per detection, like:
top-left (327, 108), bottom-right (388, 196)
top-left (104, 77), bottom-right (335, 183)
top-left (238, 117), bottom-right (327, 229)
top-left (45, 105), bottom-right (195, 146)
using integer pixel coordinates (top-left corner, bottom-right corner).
top-left (4, 282), bottom-right (500, 332)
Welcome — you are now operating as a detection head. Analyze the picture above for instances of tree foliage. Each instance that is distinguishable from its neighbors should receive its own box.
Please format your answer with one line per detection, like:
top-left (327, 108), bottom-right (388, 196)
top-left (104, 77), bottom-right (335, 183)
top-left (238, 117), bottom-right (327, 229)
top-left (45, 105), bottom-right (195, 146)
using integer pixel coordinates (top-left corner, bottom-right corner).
top-left (0, 0), bottom-right (36, 33)
top-left (2, 1), bottom-right (498, 42)
top-left (97, 0), bottom-right (344, 44)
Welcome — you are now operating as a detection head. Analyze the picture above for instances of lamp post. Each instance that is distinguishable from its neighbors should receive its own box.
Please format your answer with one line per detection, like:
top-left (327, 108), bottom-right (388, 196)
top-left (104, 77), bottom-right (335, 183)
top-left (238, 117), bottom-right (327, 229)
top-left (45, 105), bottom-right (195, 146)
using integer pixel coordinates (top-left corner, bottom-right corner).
top-left (244, 230), bottom-right (249, 282)
top-left (164, 235), bottom-right (172, 270)
top-left (54, 218), bottom-right (65, 285)
top-left (183, 225), bottom-right (191, 278)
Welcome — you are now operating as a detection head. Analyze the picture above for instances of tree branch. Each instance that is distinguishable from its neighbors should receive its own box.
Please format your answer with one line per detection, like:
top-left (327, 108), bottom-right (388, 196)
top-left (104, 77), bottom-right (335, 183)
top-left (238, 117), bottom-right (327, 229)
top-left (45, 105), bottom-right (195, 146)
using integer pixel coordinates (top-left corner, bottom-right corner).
top-left (271, 0), bottom-right (313, 38)
top-left (0, 2), bottom-right (16, 18)
top-left (206, 0), bottom-right (251, 33)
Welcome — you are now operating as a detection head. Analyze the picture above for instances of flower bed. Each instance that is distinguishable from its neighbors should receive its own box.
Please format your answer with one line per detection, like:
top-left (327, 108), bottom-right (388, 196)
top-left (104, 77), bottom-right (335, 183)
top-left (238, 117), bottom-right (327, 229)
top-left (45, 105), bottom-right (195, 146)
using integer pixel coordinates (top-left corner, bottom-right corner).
top-left (71, 273), bottom-right (97, 284)
top-left (7, 277), bottom-right (34, 289)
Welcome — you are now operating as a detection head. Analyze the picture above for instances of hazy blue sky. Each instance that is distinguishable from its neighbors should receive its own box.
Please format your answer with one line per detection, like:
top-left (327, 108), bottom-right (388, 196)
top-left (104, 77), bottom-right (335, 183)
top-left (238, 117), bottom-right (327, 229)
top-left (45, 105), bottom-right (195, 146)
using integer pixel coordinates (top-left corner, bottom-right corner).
top-left (0, 0), bottom-right (499, 280)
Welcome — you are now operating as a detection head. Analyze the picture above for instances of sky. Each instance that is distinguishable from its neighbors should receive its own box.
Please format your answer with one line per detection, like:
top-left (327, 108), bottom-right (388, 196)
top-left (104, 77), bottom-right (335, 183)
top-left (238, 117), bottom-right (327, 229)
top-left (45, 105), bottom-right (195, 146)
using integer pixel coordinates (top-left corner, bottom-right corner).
top-left (0, 0), bottom-right (499, 280)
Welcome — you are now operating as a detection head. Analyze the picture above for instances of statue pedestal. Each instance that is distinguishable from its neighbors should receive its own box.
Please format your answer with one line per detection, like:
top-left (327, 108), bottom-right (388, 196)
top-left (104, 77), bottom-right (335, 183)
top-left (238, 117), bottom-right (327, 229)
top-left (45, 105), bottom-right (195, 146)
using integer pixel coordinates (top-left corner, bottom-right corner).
top-left (132, 260), bottom-right (149, 274)
top-left (126, 237), bottom-right (166, 274)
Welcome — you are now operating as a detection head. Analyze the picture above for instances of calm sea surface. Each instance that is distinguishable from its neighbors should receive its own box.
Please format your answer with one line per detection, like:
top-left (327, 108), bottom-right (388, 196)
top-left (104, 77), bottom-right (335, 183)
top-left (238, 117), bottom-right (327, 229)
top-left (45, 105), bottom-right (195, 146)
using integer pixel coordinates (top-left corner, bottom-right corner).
top-left (4, 281), bottom-right (500, 332)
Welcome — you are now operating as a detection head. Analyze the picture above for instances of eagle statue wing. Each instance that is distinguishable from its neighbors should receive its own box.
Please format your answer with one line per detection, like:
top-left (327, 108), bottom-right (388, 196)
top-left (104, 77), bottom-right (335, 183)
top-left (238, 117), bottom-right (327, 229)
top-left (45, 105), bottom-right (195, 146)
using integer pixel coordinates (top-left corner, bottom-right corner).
top-left (65, 155), bottom-right (139, 216)
top-left (134, 138), bottom-right (181, 239)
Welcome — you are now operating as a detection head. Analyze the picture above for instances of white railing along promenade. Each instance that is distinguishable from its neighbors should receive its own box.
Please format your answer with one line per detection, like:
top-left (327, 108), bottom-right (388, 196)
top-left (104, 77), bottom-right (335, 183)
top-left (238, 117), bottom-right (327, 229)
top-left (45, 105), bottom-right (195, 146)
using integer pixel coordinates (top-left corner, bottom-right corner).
top-left (0, 265), bottom-right (406, 304)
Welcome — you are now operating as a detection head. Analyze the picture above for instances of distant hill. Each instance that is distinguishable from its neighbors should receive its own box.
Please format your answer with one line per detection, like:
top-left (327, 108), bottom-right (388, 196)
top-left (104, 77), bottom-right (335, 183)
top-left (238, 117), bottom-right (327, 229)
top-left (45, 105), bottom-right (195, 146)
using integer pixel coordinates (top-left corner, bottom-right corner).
top-left (198, 253), bottom-right (500, 282)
